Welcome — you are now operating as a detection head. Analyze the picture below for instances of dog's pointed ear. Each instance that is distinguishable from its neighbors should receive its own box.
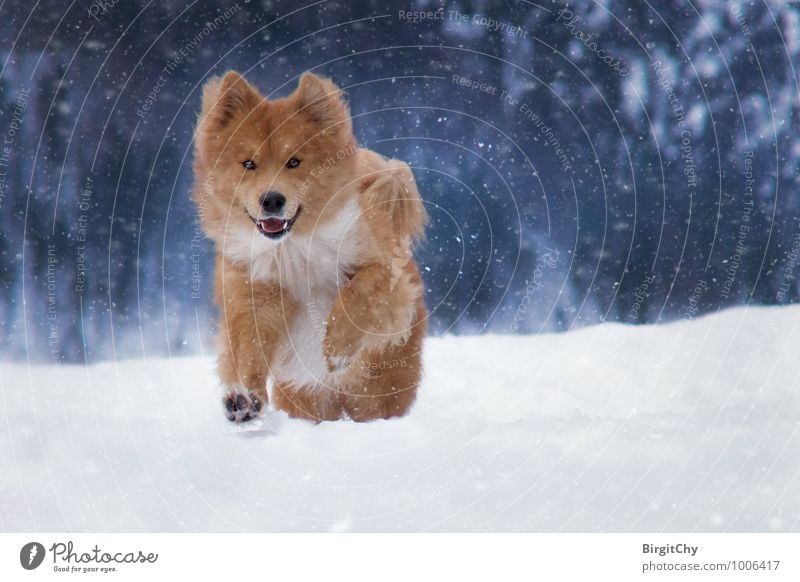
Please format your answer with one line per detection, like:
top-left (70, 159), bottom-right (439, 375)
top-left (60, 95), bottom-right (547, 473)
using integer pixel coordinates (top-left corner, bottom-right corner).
top-left (295, 72), bottom-right (352, 134)
top-left (199, 71), bottom-right (262, 131)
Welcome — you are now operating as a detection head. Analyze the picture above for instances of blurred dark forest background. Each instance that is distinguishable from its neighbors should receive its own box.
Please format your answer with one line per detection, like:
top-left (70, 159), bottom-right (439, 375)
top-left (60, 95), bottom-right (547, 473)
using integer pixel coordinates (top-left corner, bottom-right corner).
top-left (1, 0), bottom-right (798, 362)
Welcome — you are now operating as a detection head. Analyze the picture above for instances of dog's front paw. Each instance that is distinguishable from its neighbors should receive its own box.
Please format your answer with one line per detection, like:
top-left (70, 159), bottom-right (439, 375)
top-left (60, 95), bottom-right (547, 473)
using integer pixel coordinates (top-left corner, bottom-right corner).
top-left (323, 307), bottom-right (364, 373)
top-left (223, 388), bottom-right (264, 423)
top-left (323, 330), bottom-right (358, 373)
top-left (325, 351), bottom-right (355, 374)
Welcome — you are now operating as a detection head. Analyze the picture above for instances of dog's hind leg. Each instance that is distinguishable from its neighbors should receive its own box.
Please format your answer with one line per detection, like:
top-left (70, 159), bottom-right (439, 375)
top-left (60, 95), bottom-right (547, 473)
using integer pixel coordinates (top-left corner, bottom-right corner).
top-left (272, 382), bottom-right (344, 422)
top-left (340, 298), bottom-right (426, 422)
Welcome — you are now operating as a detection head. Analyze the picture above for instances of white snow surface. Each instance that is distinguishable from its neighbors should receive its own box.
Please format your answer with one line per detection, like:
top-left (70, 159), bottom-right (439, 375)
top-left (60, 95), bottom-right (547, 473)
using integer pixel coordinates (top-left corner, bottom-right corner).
top-left (1, 305), bottom-right (798, 532)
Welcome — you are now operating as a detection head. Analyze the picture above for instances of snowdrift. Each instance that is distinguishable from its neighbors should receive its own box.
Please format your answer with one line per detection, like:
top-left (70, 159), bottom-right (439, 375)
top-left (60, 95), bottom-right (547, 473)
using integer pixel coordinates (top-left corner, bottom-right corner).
top-left (1, 305), bottom-right (798, 531)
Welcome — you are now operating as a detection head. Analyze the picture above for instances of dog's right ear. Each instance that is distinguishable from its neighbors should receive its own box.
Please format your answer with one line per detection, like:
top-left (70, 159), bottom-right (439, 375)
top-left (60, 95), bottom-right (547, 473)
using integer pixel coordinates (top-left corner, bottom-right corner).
top-left (198, 71), bottom-right (262, 132)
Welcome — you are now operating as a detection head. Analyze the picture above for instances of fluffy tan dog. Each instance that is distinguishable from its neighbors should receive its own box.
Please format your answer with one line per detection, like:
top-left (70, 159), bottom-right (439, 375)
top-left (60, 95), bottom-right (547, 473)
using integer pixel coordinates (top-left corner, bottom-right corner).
top-left (192, 71), bottom-right (428, 423)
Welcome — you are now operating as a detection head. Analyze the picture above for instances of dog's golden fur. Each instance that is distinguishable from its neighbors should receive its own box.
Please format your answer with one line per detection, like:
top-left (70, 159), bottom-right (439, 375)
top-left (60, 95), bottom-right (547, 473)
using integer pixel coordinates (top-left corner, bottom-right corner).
top-left (192, 71), bottom-right (427, 423)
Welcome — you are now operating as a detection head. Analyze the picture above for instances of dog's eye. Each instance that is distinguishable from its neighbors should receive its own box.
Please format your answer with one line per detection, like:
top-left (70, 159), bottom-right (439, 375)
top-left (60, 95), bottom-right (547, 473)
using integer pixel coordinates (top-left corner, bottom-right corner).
top-left (286, 157), bottom-right (301, 169)
top-left (242, 160), bottom-right (257, 170)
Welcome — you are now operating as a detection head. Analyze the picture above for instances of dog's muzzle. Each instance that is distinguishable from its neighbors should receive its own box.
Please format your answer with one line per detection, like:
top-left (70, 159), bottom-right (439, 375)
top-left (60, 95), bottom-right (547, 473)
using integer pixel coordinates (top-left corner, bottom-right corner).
top-left (246, 206), bottom-right (302, 240)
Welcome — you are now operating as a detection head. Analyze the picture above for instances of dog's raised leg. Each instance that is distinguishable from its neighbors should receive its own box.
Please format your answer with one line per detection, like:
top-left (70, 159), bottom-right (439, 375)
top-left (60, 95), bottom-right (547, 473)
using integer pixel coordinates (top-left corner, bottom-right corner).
top-left (324, 261), bottom-right (422, 372)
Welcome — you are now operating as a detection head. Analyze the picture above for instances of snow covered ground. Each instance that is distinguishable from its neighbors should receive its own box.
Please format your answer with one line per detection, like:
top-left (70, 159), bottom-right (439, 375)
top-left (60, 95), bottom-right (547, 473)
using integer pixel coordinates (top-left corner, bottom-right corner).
top-left (1, 305), bottom-right (798, 532)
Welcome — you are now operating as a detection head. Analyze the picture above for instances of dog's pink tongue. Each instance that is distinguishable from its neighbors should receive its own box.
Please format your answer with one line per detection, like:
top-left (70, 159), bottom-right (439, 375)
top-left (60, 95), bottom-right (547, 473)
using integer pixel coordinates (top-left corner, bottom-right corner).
top-left (259, 218), bottom-right (287, 234)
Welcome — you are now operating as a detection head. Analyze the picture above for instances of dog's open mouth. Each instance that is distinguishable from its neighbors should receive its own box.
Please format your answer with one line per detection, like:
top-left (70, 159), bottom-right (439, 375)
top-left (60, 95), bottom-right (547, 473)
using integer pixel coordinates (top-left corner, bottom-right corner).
top-left (247, 206), bottom-right (302, 240)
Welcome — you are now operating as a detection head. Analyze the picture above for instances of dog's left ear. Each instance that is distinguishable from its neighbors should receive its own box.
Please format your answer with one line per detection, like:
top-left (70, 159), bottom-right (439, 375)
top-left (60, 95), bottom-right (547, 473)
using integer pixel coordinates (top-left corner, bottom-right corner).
top-left (295, 72), bottom-right (352, 136)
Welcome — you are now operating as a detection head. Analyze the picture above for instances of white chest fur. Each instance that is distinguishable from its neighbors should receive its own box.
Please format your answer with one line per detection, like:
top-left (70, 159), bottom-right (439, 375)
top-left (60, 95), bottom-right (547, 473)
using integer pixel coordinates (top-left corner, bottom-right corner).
top-left (223, 198), bottom-right (365, 388)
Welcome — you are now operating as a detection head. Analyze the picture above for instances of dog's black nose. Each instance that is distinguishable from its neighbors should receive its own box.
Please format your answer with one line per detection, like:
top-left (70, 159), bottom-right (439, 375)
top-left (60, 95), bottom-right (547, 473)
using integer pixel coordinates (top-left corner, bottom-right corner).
top-left (259, 191), bottom-right (286, 215)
